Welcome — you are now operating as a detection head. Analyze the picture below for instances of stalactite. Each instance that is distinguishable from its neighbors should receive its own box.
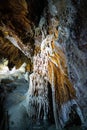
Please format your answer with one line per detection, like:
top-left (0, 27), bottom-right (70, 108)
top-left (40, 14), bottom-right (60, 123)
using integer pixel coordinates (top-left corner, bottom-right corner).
top-left (26, 31), bottom-right (84, 128)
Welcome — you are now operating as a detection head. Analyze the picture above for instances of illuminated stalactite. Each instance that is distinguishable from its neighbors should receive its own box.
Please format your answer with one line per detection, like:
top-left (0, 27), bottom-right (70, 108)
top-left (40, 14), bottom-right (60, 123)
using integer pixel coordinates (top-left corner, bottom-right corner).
top-left (26, 32), bottom-right (84, 128)
top-left (25, 0), bottom-right (85, 128)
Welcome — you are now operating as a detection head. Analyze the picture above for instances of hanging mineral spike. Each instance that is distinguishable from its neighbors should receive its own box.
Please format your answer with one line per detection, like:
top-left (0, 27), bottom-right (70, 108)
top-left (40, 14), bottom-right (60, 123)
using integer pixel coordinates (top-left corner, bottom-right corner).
top-left (26, 30), bottom-right (84, 128)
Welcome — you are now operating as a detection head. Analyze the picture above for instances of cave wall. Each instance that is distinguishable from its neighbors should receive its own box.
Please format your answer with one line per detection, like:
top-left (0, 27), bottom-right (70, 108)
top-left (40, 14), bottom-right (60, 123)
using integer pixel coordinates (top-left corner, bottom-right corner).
top-left (53, 0), bottom-right (87, 127)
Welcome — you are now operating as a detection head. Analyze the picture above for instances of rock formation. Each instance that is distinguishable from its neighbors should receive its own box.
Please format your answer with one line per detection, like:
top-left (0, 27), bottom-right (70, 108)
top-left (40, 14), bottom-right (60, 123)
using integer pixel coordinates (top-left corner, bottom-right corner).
top-left (0, 0), bottom-right (87, 130)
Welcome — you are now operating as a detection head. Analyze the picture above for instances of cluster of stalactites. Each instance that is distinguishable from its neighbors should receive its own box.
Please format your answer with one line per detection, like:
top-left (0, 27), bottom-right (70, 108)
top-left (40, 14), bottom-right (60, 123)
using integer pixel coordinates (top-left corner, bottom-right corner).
top-left (26, 73), bottom-right (49, 119)
top-left (26, 50), bottom-right (49, 119)
top-left (26, 33), bottom-right (76, 118)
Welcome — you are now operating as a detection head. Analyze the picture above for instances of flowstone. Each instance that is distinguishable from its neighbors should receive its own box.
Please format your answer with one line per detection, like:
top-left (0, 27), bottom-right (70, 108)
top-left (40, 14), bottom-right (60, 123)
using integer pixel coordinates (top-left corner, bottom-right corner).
top-left (26, 34), bottom-right (84, 129)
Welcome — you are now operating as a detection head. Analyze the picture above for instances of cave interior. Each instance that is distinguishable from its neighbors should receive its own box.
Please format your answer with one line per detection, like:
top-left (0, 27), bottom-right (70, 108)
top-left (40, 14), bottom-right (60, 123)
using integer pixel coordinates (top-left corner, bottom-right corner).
top-left (0, 0), bottom-right (87, 130)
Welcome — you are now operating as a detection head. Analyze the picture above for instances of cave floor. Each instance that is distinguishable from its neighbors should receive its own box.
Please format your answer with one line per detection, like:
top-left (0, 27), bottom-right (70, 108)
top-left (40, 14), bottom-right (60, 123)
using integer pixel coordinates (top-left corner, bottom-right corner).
top-left (3, 78), bottom-right (82, 130)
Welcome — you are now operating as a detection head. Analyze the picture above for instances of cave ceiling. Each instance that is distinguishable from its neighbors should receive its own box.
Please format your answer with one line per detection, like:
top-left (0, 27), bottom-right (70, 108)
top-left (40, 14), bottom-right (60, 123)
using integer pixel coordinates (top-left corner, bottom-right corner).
top-left (0, 0), bottom-right (47, 70)
top-left (0, 0), bottom-right (87, 70)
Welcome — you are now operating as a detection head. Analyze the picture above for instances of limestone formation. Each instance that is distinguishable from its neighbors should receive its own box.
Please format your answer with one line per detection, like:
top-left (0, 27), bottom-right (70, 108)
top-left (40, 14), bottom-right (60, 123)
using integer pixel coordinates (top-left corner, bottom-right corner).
top-left (0, 0), bottom-right (87, 130)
